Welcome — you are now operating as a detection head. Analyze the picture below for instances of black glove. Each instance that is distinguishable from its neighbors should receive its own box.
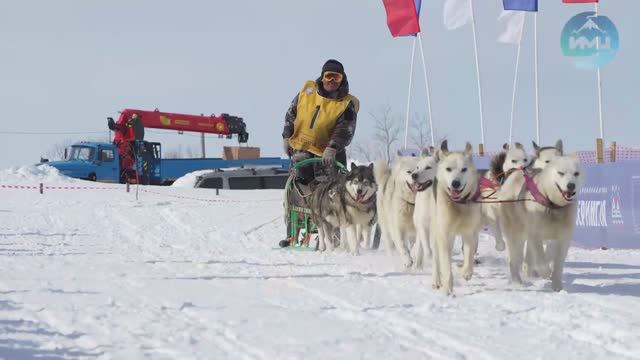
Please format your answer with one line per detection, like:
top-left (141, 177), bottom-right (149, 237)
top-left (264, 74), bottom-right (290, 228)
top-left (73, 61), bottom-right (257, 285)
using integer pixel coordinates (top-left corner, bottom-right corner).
top-left (322, 147), bottom-right (337, 167)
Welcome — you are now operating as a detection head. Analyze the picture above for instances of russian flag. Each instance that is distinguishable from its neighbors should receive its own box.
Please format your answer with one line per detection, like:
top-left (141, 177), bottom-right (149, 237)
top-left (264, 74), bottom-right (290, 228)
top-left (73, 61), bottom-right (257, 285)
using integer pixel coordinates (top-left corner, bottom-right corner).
top-left (383, 0), bottom-right (421, 37)
top-left (563, 0), bottom-right (598, 3)
top-left (503, 0), bottom-right (538, 12)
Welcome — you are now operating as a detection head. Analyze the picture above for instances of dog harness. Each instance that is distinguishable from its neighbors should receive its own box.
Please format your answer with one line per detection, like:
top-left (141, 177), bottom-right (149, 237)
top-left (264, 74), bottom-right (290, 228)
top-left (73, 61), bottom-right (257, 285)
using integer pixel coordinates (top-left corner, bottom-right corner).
top-left (523, 173), bottom-right (563, 210)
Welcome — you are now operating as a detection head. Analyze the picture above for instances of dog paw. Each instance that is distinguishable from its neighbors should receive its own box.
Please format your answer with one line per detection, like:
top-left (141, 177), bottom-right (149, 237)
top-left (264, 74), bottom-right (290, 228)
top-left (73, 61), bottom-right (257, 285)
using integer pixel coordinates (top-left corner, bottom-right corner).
top-left (461, 268), bottom-right (473, 281)
top-left (510, 275), bottom-right (523, 285)
top-left (536, 266), bottom-right (552, 279)
top-left (402, 259), bottom-right (414, 269)
top-left (495, 241), bottom-right (506, 252)
top-left (551, 278), bottom-right (563, 292)
top-left (444, 286), bottom-right (454, 296)
top-left (432, 279), bottom-right (441, 289)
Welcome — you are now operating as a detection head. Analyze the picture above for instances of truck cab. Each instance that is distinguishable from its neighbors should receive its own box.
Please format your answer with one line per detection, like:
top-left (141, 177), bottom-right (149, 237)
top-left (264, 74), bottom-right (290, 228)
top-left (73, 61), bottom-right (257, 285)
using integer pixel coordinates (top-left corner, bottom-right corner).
top-left (45, 142), bottom-right (121, 183)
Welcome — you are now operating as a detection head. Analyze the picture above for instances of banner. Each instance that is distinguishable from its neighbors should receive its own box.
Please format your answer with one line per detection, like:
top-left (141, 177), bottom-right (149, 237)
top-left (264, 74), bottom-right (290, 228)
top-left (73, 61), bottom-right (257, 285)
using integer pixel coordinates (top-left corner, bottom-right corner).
top-left (498, 10), bottom-right (526, 44)
top-left (443, 0), bottom-right (471, 30)
top-left (573, 161), bottom-right (640, 249)
top-left (503, 0), bottom-right (538, 12)
top-left (382, 0), bottom-right (421, 37)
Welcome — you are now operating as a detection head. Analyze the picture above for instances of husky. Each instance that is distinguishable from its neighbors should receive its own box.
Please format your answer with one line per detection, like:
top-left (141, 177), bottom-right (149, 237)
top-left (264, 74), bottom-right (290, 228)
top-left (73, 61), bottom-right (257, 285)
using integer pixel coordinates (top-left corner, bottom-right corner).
top-left (481, 142), bottom-right (531, 252)
top-left (497, 154), bottom-right (583, 291)
top-left (430, 141), bottom-right (483, 295)
top-left (374, 155), bottom-right (423, 268)
top-left (311, 163), bottom-right (377, 255)
top-left (411, 150), bottom-right (439, 269)
top-left (523, 139), bottom-right (564, 275)
top-left (531, 139), bottom-right (563, 169)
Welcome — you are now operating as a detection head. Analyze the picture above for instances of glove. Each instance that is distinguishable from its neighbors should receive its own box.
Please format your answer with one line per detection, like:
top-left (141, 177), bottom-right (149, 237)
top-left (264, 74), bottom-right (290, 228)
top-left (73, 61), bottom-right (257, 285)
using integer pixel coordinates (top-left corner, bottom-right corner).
top-left (322, 147), bottom-right (337, 167)
top-left (283, 138), bottom-right (291, 156)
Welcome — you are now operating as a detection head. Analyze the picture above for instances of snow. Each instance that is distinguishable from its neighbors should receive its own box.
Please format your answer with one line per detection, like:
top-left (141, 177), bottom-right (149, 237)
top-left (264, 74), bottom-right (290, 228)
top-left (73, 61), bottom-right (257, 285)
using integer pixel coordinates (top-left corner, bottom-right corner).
top-left (0, 164), bottom-right (76, 184)
top-left (1, 173), bottom-right (639, 359)
top-left (170, 170), bottom-right (214, 188)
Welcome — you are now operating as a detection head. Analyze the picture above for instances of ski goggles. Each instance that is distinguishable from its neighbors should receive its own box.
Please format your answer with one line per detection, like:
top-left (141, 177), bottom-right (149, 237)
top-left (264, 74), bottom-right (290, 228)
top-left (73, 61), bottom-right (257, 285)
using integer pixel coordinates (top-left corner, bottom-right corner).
top-left (322, 71), bottom-right (343, 82)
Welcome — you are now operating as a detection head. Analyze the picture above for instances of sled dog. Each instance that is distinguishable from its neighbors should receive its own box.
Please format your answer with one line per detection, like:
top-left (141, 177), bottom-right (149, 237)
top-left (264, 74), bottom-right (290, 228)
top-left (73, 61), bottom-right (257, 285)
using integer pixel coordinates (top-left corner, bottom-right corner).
top-left (311, 163), bottom-right (377, 255)
top-left (430, 141), bottom-right (483, 295)
top-left (498, 154), bottom-right (583, 291)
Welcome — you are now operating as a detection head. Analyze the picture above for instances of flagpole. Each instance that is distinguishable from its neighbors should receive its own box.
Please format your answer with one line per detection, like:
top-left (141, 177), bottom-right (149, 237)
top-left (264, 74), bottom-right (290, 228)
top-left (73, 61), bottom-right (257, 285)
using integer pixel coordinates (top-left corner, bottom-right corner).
top-left (595, 2), bottom-right (604, 140)
top-left (404, 37), bottom-right (417, 149)
top-left (417, 33), bottom-right (435, 147)
top-left (469, 0), bottom-right (486, 151)
top-left (534, 12), bottom-right (540, 144)
top-left (509, 15), bottom-right (525, 145)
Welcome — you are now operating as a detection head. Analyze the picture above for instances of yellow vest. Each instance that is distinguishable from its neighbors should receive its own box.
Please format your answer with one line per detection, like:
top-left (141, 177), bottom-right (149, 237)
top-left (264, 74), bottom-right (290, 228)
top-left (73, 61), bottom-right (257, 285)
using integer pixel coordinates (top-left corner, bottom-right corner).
top-left (288, 80), bottom-right (359, 156)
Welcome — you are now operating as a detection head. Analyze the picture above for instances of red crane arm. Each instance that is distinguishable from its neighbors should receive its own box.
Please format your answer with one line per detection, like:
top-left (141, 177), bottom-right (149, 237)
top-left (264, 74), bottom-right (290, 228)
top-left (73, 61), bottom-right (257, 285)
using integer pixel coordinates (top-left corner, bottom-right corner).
top-left (109, 108), bottom-right (249, 144)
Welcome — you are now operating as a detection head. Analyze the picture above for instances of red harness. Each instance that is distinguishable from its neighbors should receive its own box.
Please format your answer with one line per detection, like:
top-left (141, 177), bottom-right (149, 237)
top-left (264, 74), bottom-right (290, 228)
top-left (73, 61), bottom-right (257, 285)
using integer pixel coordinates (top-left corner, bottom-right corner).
top-left (523, 173), bottom-right (563, 209)
top-left (466, 169), bottom-right (565, 209)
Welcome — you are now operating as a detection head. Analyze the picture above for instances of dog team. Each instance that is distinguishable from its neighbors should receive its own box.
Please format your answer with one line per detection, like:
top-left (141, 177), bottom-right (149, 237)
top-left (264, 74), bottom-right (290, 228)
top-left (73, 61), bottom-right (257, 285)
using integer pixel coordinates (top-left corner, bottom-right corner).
top-left (310, 139), bottom-right (583, 295)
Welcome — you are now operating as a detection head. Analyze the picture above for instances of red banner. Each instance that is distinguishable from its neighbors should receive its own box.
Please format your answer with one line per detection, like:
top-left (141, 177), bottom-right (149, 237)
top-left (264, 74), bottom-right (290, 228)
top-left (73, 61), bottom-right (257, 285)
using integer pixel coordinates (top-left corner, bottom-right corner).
top-left (382, 0), bottom-right (421, 37)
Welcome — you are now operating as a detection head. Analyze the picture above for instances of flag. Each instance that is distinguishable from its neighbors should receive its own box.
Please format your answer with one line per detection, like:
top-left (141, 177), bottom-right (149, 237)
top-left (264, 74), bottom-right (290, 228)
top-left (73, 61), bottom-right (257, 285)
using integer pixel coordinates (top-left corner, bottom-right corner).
top-left (382, 0), bottom-right (421, 37)
top-left (503, 0), bottom-right (538, 12)
top-left (498, 11), bottom-right (526, 44)
top-left (443, 0), bottom-right (471, 30)
top-left (563, 0), bottom-right (598, 3)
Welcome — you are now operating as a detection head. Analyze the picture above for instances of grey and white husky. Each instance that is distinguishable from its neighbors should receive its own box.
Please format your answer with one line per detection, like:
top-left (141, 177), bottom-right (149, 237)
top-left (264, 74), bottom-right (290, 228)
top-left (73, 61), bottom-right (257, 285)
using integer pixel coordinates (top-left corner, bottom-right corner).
top-left (311, 163), bottom-right (377, 255)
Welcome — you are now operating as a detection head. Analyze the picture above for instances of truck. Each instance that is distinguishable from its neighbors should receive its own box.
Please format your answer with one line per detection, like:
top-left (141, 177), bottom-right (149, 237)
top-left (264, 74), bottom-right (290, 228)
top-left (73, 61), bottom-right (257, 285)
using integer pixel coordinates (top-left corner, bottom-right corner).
top-left (44, 109), bottom-right (289, 185)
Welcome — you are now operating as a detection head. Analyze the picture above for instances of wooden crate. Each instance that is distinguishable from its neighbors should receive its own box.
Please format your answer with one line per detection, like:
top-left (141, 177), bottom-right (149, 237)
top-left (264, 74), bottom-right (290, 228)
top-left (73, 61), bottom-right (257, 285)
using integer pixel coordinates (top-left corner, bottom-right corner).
top-left (222, 146), bottom-right (260, 160)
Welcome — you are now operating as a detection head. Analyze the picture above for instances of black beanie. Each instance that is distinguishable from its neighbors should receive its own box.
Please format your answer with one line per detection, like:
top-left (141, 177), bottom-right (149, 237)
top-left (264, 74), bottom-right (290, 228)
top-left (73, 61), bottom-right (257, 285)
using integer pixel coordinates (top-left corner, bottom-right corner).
top-left (321, 59), bottom-right (345, 76)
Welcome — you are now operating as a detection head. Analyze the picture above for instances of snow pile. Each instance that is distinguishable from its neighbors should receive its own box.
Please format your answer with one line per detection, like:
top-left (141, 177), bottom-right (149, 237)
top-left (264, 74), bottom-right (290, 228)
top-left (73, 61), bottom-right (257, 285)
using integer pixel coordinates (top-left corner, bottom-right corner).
top-left (171, 169), bottom-right (214, 188)
top-left (0, 164), bottom-right (75, 183)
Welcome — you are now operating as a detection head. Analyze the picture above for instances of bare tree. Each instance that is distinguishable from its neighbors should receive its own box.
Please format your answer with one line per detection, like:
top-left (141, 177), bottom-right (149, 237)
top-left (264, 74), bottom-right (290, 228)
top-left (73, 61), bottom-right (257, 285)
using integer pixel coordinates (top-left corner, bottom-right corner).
top-left (349, 142), bottom-right (375, 163)
top-left (410, 113), bottom-right (433, 153)
top-left (45, 139), bottom-right (75, 161)
top-left (371, 105), bottom-right (400, 164)
top-left (164, 145), bottom-right (183, 159)
top-left (184, 146), bottom-right (196, 158)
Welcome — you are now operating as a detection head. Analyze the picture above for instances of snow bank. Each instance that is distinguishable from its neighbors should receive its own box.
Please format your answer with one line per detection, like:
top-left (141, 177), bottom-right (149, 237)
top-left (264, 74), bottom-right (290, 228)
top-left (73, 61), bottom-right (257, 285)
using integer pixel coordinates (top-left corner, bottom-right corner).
top-left (171, 169), bottom-right (214, 188)
top-left (0, 164), bottom-right (75, 183)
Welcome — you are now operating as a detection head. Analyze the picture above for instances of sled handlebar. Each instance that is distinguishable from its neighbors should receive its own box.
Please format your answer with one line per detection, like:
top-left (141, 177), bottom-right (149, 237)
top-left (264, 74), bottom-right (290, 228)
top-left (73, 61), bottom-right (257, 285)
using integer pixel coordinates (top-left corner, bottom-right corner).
top-left (291, 157), bottom-right (347, 173)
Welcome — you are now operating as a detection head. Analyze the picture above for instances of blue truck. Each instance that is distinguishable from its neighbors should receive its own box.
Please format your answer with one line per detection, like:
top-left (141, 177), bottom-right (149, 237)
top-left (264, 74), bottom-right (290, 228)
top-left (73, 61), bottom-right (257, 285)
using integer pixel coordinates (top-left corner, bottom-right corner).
top-left (45, 141), bottom-right (289, 185)
top-left (43, 109), bottom-right (289, 185)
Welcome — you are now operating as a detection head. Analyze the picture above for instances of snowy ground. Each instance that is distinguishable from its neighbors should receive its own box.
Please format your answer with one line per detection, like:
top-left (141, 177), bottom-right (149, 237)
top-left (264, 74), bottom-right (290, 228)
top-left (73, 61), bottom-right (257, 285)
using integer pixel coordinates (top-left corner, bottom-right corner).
top-left (1, 166), bottom-right (639, 359)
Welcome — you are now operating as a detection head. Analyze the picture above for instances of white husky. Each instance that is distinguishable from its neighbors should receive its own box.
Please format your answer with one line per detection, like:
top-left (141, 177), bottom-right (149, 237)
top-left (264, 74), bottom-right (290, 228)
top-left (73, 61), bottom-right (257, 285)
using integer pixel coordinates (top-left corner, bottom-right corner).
top-left (481, 142), bottom-right (531, 252)
top-left (498, 154), bottom-right (583, 291)
top-left (374, 156), bottom-right (423, 268)
top-left (429, 141), bottom-right (483, 295)
top-left (524, 139), bottom-right (564, 275)
top-left (411, 151), bottom-right (439, 269)
top-left (531, 140), bottom-right (563, 170)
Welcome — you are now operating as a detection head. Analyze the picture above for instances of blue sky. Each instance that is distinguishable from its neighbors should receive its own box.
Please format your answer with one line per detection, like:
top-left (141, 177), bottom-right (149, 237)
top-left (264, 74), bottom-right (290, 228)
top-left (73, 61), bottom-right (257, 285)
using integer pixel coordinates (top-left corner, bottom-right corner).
top-left (0, 0), bottom-right (637, 168)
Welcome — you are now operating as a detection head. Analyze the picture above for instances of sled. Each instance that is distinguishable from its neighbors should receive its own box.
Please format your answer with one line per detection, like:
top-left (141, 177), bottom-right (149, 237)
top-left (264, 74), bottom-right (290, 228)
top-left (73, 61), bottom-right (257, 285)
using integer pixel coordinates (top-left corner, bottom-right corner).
top-left (276, 157), bottom-right (382, 251)
top-left (276, 158), bottom-right (346, 251)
